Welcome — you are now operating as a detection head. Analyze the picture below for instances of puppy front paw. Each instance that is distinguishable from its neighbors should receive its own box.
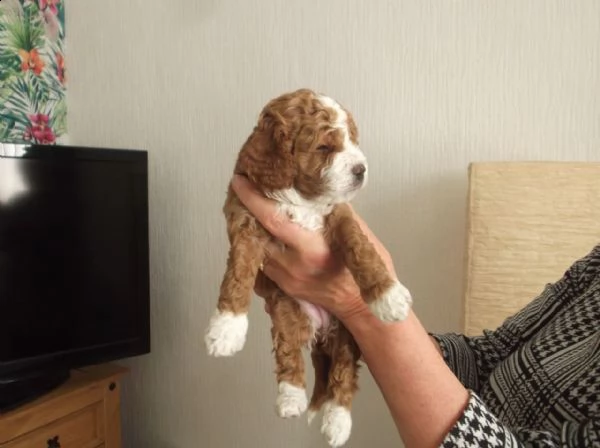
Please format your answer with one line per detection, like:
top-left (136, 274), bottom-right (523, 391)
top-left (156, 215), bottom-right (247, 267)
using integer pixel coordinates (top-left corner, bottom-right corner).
top-left (369, 280), bottom-right (412, 322)
top-left (321, 401), bottom-right (352, 447)
top-left (204, 310), bottom-right (248, 356)
top-left (276, 382), bottom-right (307, 418)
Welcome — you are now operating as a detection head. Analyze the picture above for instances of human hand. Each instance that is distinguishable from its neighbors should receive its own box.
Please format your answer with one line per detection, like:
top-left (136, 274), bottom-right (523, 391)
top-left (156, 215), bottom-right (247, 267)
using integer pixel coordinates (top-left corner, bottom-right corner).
top-left (230, 175), bottom-right (397, 323)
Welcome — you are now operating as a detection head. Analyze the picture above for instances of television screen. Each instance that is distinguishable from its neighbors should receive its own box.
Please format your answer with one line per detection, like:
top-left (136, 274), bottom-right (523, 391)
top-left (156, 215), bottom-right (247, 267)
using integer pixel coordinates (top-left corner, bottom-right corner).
top-left (0, 144), bottom-right (150, 377)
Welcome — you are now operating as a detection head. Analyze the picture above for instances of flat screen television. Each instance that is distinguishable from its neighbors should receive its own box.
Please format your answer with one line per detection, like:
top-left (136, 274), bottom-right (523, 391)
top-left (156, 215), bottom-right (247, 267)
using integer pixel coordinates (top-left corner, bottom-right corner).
top-left (0, 143), bottom-right (150, 412)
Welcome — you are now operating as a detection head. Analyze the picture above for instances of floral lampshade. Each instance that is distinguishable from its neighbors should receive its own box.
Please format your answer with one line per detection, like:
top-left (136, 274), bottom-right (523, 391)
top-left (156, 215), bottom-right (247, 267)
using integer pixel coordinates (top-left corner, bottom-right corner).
top-left (0, 0), bottom-right (66, 145)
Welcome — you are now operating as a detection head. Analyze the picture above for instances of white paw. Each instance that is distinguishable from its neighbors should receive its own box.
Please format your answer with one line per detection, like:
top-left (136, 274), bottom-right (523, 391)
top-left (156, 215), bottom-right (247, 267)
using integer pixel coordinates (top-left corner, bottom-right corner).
top-left (307, 409), bottom-right (317, 425)
top-left (204, 310), bottom-right (248, 357)
top-left (276, 382), bottom-right (308, 418)
top-left (321, 402), bottom-right (352, 447)
top-left (369, 280), bottom-right (412, 322)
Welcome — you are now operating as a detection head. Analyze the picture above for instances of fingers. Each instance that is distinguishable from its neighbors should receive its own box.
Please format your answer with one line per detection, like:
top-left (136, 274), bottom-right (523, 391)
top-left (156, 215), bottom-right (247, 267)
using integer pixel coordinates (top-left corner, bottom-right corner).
top-left (260, 241), bottom-right (305, 295)
top-left (231, 175), bottom-right (327, 251)
top-left (261, 248), bottom-right (290, 288)
top-left (263, 240), bottom-right (297, 273)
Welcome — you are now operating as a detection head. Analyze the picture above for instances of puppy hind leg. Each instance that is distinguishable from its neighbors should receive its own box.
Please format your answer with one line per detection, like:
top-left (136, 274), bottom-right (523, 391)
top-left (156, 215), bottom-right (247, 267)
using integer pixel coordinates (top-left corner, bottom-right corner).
top-left (271, 296), bottom-right (313, 418)
top-left (320, 330), bottom-right (361, 447)
top-left (307, 343), bottom-right (331, 425)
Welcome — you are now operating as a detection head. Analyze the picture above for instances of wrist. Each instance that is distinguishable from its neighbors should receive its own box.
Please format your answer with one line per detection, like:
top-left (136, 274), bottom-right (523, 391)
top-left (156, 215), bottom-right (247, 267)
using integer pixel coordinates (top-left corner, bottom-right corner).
top-left (341, 305), bottom-right (421, 349)
top-left (337, 302), bottom-right (388, 342)
top-left (337, 302), bottom-right (373, 329)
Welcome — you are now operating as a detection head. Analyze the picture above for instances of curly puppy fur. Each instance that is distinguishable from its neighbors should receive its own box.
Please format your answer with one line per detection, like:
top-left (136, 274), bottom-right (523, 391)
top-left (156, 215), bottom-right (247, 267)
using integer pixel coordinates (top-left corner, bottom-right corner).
top-left (205, 89), bottom-right (412, 447)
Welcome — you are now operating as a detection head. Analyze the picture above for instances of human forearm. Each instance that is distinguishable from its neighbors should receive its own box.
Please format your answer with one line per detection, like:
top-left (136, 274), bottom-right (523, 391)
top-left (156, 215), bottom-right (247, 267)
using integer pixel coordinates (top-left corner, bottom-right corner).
top-left (430, 334), bottom-right (443, 356)
top-left (342, 307), bottom-right (470, 448)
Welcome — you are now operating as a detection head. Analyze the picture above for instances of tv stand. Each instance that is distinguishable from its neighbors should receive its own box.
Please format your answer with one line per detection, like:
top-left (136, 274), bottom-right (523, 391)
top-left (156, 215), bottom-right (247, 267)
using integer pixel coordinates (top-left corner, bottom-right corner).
top-left (0, 367), bottom-right (70, 413)
top-left (0, 363), bottom-right (129, 447)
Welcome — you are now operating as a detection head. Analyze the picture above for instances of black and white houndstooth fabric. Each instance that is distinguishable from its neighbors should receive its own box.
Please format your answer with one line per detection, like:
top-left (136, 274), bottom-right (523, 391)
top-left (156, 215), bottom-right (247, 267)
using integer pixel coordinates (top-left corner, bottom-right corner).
top-left (434, 244), bottom-right (600, 447)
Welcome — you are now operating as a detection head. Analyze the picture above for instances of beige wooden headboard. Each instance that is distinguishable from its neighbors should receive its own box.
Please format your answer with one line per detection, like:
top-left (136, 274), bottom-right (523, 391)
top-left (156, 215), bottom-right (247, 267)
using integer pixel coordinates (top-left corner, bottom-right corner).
top-left (462, 162), bottom-right (600, 336)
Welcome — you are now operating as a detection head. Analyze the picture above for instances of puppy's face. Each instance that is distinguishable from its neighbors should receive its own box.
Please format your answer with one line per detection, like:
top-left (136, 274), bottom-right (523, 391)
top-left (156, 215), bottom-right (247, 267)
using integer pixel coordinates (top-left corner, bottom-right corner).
top-left (236, 89), bottom-right (368, 206)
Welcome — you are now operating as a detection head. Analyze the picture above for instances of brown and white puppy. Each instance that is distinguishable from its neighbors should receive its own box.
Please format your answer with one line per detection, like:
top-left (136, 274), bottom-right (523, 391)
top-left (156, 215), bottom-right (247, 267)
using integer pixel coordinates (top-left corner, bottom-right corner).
top-left (205, 89), bottom-right (412, 447)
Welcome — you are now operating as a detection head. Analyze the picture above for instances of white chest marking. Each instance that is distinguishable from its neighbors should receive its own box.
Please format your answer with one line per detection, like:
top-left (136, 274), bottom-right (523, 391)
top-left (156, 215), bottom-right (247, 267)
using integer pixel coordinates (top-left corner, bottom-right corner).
top-left (278, 203), bottom-right (328, 231)
top-left (266, 188), bottom-right (332, 232)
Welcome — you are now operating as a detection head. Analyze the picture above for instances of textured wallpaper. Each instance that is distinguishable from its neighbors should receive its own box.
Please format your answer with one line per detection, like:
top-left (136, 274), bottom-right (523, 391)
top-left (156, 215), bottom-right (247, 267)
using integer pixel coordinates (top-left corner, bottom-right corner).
top-left (0, 0), bottom-right (66, 144)
top-left (65, 1), bottom-right (600, 447)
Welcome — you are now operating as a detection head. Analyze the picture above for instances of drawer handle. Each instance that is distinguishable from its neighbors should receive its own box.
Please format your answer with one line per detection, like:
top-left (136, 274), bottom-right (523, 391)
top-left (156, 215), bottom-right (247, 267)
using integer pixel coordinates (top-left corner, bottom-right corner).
top-left (47, 435), bottom-right (61, 448)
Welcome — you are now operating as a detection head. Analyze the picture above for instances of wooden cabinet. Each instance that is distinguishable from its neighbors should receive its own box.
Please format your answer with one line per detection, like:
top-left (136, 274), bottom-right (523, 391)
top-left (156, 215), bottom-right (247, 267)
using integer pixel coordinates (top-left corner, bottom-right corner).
top-left (0, 364), bottom-right (129, 448)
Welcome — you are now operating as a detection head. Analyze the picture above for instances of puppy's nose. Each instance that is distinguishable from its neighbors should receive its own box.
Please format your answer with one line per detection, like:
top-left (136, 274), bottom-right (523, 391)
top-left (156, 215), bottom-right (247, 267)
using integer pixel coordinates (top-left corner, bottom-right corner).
top-left (352, 163), bottom-right (366, 180)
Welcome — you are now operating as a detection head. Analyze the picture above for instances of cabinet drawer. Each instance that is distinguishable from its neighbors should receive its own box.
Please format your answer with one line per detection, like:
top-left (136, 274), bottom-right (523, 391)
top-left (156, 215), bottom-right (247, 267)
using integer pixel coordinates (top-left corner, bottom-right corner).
top-left (3, 402), bottom-right (104, 448)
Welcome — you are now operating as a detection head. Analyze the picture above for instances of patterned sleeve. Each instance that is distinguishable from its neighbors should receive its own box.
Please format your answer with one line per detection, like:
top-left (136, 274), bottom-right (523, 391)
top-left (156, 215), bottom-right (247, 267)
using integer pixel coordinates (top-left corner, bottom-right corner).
top-left (431, 244), bottom-right (600, 392)
top-left (441, 391), bottom-right (600, 447)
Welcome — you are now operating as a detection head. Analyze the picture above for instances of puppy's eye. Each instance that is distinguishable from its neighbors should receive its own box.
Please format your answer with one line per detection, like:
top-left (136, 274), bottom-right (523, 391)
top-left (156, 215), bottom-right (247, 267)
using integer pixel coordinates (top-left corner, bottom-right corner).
top-left (317, 145), bottom-right (331, 152)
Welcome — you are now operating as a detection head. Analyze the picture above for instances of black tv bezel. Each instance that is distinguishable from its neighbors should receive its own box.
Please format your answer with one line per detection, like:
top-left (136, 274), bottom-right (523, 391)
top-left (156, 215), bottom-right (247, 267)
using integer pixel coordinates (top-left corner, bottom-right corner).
top-left (0, 143), bottom-right (151, 378)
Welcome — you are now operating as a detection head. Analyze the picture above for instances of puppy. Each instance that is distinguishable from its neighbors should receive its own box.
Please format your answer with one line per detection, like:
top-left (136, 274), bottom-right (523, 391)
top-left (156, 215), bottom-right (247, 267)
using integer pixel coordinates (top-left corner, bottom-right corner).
top-left (205, 89), bottom-right (412, 447)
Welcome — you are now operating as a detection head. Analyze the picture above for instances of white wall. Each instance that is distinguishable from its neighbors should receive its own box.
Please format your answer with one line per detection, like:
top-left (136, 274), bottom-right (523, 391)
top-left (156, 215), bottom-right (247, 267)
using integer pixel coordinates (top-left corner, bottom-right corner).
top-left (66, 1), bottom-right (600, 447)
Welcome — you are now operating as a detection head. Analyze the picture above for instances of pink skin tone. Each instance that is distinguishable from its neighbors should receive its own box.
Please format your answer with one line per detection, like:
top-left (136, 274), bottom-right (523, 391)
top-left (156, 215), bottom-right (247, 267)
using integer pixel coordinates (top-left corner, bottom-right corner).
top-left (231, 174), bottom-right (470, 448)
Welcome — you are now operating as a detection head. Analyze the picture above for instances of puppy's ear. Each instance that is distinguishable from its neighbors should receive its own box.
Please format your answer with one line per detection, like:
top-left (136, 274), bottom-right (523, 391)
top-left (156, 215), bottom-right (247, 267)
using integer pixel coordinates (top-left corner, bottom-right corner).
top-left (234, 110), bottom-right (297, 191)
